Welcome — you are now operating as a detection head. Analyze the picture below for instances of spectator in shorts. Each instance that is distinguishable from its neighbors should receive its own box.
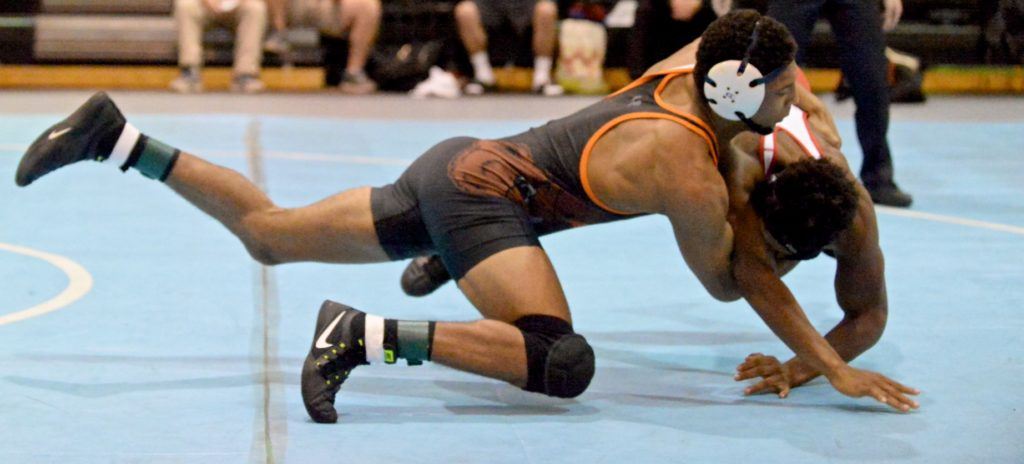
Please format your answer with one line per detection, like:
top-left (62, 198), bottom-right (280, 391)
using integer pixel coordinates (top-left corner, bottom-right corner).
top-left (172, 0), bottom-right (268, 93)
top-left (264, 0), bottom-right (291, 54)
top-left (274, 0), bottom-right (381, 94)
top-left (454, 0), bottom-right (562, 95)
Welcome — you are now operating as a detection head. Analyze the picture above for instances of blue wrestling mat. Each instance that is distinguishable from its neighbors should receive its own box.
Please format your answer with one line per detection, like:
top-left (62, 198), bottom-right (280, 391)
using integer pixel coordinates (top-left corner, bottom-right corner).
top-left (1, 98), bottom-right (1021, 463)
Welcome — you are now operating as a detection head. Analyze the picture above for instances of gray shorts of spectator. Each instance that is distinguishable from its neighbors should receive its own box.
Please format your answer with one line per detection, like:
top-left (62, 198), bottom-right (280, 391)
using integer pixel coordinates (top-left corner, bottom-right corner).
top-left (289, 0), bottom-right (346, 37)
top-left (474, 0), bottom-right (540, 36)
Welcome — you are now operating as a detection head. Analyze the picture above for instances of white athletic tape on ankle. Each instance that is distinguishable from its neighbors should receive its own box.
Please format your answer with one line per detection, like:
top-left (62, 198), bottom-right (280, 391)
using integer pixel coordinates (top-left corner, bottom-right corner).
top-left (365, 315), bottom-right (385, 363)
top-left (109, 123), bottom-right (140, 169)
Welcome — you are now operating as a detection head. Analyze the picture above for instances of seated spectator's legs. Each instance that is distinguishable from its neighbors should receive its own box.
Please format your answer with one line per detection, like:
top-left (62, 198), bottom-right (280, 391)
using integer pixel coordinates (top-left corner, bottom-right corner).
top-left (171, 0), bottom-right (267, 93)
top-left (336, 0), bottom-right (381, 79)
top-left (456, 0), bottom-right (561, 95)
top-left (173, 0), bottom-right (207, 92)
top-left (265, 0), bottom-right (291, 53)
top-left (531, 0), bottom-right (557, 91)
top-left (230, 0), bottom-right (268, 92)
top-left (295, 0), bottom-right (379, 94)
top-left (455, 0), bottom-right (496, 87)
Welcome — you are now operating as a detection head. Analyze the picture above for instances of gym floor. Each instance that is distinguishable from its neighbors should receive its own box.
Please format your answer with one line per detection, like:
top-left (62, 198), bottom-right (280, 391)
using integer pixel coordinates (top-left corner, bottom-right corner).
top-left (1, 92), bottom-right (1021, 463)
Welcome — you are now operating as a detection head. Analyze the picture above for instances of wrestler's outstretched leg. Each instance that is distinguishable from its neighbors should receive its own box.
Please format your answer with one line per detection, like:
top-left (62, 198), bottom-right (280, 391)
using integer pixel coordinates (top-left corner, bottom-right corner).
top-left (16, 92), bottom-right (388, 264)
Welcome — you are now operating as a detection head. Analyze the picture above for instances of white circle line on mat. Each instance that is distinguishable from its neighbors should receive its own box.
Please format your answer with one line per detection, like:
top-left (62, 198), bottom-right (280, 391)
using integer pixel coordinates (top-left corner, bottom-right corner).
top-left (0, 243), bottom-right (93, 326)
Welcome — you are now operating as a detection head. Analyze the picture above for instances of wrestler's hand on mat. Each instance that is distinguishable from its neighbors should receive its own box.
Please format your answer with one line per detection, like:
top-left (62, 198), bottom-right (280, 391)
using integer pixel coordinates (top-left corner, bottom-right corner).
top-left (827, 366), bottom-right (920, 412)
top-left (734, 353), bottom-right (791, 398)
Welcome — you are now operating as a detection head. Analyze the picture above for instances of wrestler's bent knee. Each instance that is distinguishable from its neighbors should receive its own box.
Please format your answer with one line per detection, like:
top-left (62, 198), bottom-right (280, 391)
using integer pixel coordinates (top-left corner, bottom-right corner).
top-left (514, 314), bottom-right (595, 398)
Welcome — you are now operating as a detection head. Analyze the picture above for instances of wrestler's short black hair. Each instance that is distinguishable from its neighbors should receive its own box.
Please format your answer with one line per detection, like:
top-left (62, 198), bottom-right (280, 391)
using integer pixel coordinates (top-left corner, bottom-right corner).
top-left (694, 9), bottom-right (797, 104)
top-left (750, 159), bottom-right (859, 259)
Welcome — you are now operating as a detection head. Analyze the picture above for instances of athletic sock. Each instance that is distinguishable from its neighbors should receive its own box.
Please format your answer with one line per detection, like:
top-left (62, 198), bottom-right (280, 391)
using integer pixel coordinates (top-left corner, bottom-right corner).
top-left (105, 123), bottom-right (181, 181)
top-left (470, 51), bottom-right (495, 85)
top-left (533, 56), bottom-right (553, 88)
top-left (363, 314), bottom-right (436, 365)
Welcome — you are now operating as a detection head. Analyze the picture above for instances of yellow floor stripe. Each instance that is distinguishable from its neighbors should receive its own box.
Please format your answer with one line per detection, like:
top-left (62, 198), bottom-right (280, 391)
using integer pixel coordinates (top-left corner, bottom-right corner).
top-left (0, 65), bottom-right (1021, 94)
top-left (0, 66), bottom-right (324, 91)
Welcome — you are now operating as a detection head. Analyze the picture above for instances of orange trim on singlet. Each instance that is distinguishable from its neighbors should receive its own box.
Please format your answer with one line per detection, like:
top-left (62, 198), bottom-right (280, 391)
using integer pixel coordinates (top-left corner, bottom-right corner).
top-left (579, 112), bottom-right (720, 216)
top-left (757, 134), bottom-right (766, 172)
top-left (795, 66), bottom-right (811, 92)
top-left (605, 64), bottom-right (697, 99)
top-left (792, 67), bottom-right (824, 157)
top-left (604, 65), bottom-right (720, 159)
top-left (801, 110), bottom-right (826, 156)
top-left (651, 74), bottom-right (716, 149)
top-left (606, 74), bottom-right (660, 99)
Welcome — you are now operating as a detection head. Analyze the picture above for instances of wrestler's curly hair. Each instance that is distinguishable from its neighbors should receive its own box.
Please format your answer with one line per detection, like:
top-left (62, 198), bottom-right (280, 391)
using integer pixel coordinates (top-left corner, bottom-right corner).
top-left (694, 9), bottom-right (797, 104)
top-left (750, 159), bottom-right (860, 259)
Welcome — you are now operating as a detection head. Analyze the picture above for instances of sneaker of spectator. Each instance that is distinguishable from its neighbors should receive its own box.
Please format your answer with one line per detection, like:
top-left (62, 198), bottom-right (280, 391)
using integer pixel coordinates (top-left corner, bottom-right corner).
top-left (530, 55), bottom-right (563, 96)
top-left (170, 67), bottom-right (204, 93)
top-left (411, 67), bottom-right (462, 99)
top-left (533, 82), bottom-right (564, 96)
top-left (339, 70), bottom-right (378, 95)
top-left (264, 30), bottom-right (292, 54)
top-left (231, 74), bottom-right (266, 93)
top-left (464, 79), bottom-right (498, 96)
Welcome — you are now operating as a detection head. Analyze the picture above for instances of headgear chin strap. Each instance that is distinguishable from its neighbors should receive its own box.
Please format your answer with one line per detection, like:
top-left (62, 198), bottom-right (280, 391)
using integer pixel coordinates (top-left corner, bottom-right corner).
top-left (737, 112), bottom-right (777, 135)
top-left (702, 18), bottom-right (786, 133)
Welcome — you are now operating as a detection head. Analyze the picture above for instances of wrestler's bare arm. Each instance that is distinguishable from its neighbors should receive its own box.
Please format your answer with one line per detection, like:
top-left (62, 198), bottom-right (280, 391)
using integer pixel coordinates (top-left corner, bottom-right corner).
top-left (730, 133), bottom-right (889, 380)
top-left (774, 184), bottom-right (890, 386)
top-left (650, 125), bottom-right (740, 302)
top-left (735, 126), bottom-right (889, 385)
top-left (724, 139), bottom-right (916, 410)
top-left (726, 168), bottom-right (847, 377)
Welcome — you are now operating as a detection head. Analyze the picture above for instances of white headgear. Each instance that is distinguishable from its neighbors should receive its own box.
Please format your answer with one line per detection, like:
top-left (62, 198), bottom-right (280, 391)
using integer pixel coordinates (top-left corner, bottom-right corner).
top-left (702, 59), bottom-right (767, 121)
top-left (701, 18), bottom-right (786, 124)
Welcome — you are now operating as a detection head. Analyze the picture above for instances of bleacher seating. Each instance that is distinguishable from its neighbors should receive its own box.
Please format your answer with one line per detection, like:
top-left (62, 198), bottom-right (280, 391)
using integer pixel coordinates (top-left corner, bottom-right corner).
top-left (0, 0), bottom-right (1004, 68)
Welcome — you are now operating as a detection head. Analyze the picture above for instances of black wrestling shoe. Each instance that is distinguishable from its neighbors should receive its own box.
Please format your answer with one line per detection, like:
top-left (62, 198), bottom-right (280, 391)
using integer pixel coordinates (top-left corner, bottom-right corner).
top-left (866, 182), bottom-right (914, 208)
top-left (400, 255), bottom-right (452, 297)
top-left (301, 300), bottom-right (368, 423)
top-left (16, 92), bottom-right (126, 187)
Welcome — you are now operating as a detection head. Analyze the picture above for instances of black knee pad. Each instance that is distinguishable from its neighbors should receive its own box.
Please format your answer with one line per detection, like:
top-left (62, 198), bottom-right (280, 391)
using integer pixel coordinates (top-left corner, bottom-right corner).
top-left (513, 315), bottom-right (595, 398)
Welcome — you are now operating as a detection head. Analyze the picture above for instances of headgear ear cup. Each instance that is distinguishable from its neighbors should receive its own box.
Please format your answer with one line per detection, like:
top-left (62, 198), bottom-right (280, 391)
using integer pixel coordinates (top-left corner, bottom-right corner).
top-left (702, 60), bottom-right (767, 121)
top-left (701, 17), bottom-right (785, 125)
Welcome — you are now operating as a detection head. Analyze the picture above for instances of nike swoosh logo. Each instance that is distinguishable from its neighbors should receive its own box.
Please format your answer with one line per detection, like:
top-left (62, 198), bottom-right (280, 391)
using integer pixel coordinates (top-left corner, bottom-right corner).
top-left (315, 311), bottom-right (346, 349)
top-left (48, 127), bottom-right (72, 140)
